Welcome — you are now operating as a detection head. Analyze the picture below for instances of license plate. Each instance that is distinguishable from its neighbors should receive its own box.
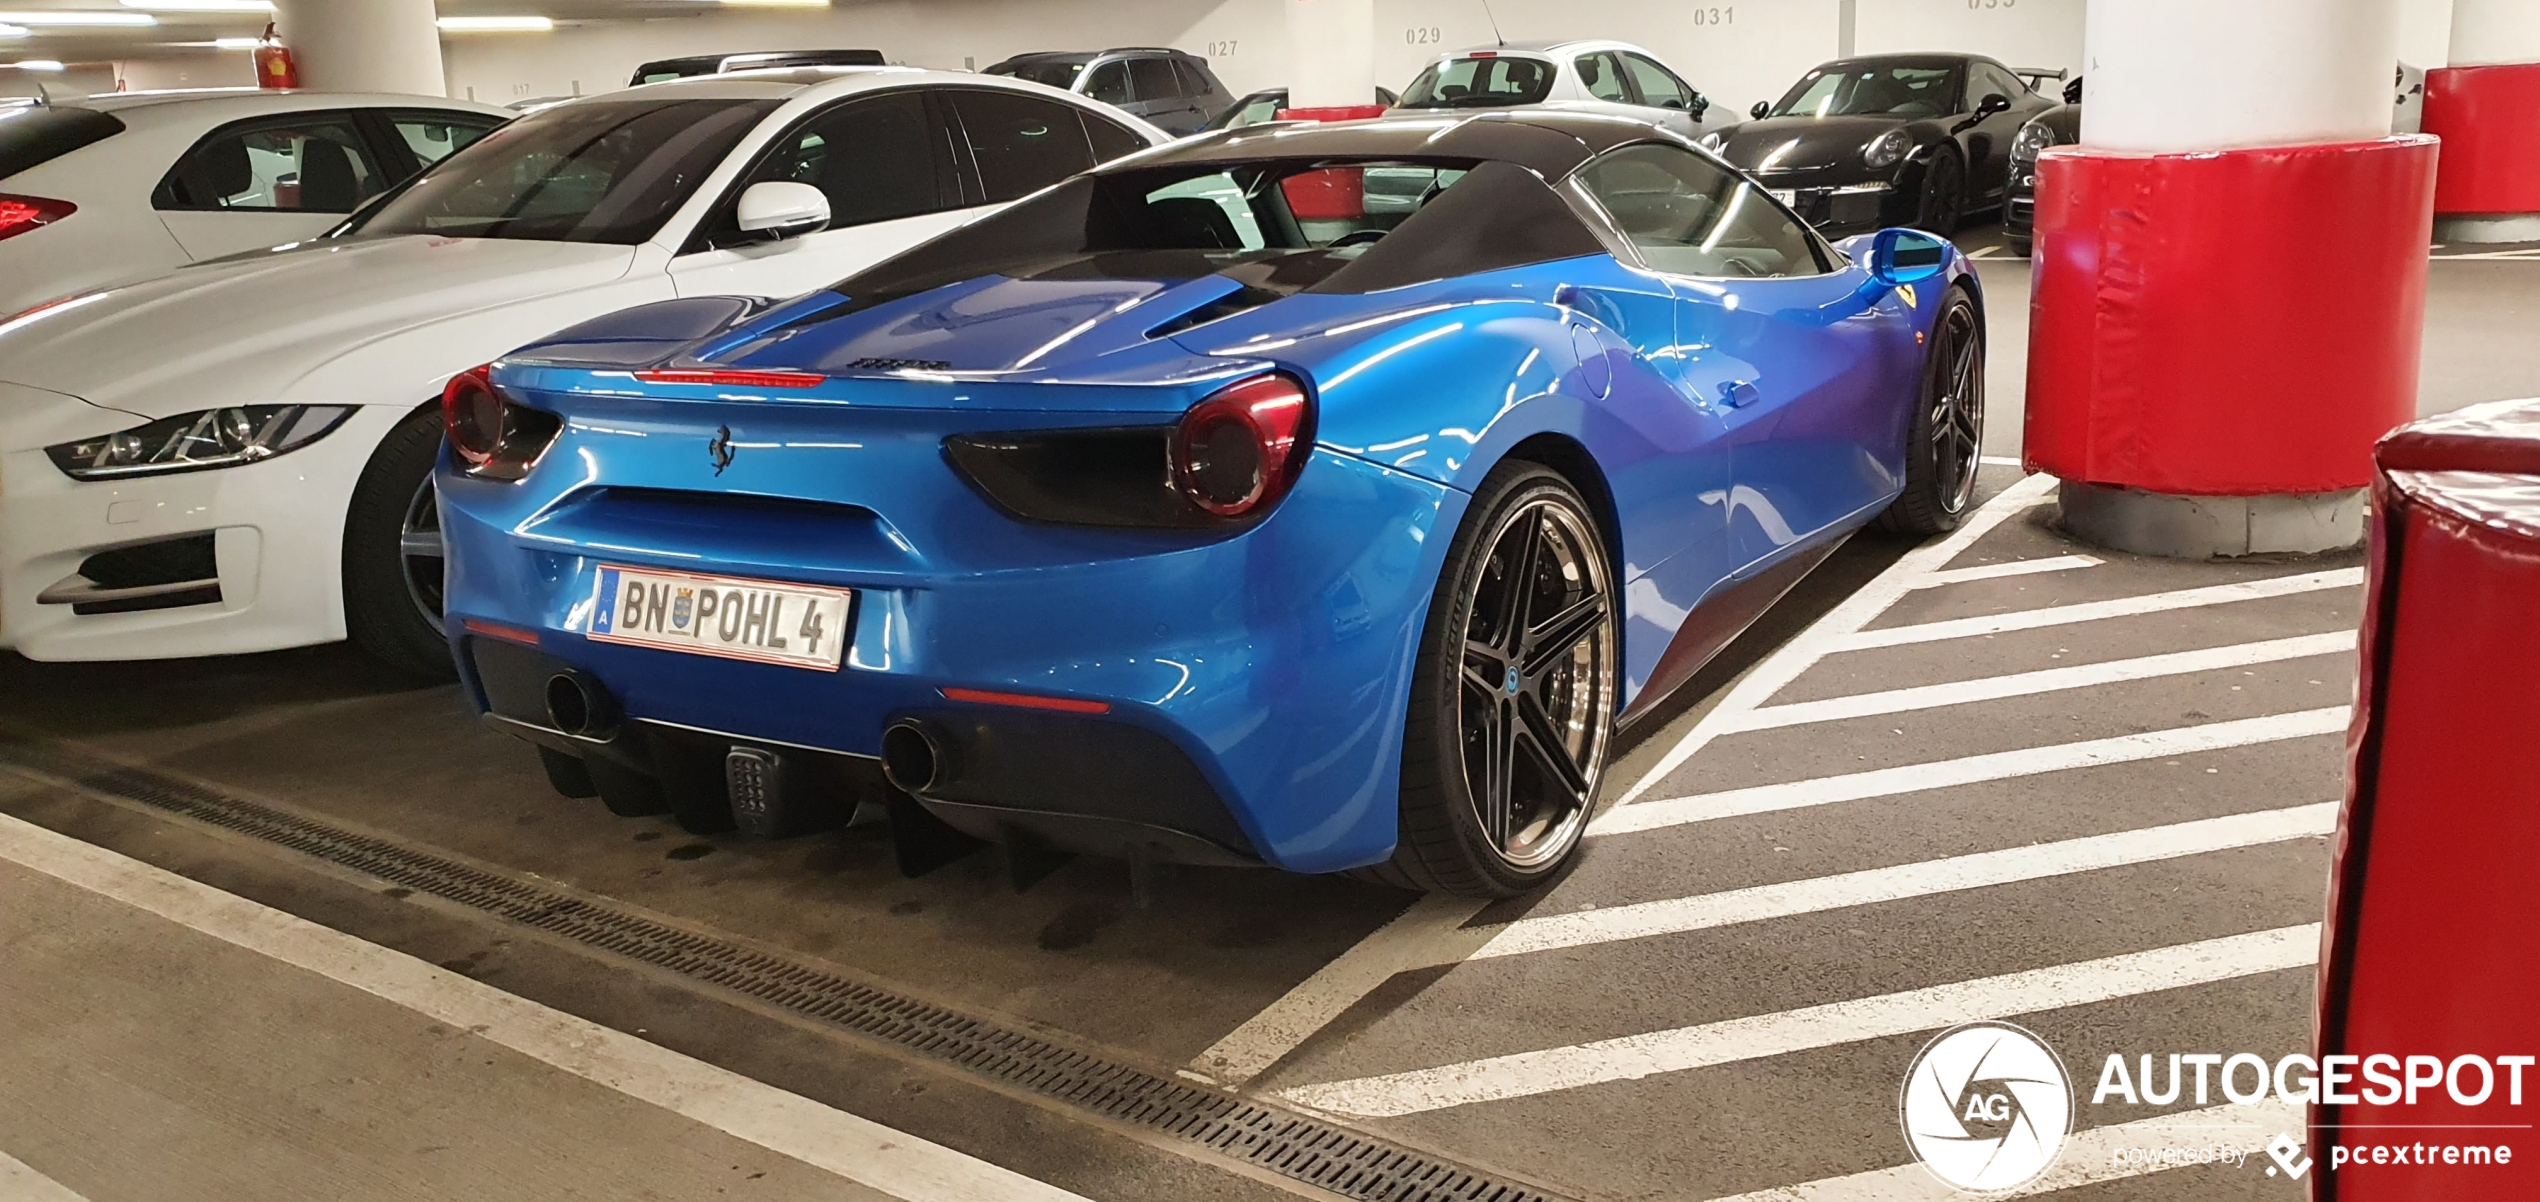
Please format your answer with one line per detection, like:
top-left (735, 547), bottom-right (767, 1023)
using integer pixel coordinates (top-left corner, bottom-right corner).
top-left (588, 565), bottom-right (853, 671)
top-left (1768, 188), bottom-right (1797, 206)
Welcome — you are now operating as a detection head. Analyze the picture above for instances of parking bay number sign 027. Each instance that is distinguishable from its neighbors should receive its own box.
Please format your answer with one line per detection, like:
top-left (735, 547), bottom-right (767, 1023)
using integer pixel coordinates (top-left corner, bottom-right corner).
top-left (588, 565), bottom-right (853, 671)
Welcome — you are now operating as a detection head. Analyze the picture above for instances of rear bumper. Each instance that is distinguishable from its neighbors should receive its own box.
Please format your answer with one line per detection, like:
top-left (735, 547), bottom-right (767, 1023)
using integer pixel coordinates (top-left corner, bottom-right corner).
top-left (440, 446), bottom-right (1466, 873)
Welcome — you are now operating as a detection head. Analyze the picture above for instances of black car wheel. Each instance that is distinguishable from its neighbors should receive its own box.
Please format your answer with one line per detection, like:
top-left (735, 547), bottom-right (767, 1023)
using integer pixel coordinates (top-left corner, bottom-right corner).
top-left (1375, 461), bottom-right (1617, 897)
top-left (1877, 285), bottom-right (1985, 536)
top-left (344, 407), bottom-right (460, 680)
top-left (1916, 150), bottom-right (1966, 235)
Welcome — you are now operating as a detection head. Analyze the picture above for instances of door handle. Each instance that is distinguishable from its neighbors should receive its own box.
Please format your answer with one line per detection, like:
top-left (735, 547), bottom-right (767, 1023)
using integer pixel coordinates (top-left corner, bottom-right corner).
top-left (1719, 380), bottom-right (1762, 409)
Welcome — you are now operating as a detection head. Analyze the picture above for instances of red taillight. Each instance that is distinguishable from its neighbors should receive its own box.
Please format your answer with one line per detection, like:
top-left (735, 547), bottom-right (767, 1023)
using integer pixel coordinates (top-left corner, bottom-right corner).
top-left (441, 365), bottom-right (561, 482)
top-left (0, 194), bottom-right (75, 243)
top-left (1171, 373), bottom-right (1312, 517)
top-left (632, 369), bottom-right (825, 389)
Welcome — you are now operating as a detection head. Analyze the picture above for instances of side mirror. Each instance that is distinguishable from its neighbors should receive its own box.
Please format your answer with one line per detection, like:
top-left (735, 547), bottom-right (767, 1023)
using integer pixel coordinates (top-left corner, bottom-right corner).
top-left (1749, 100), bottom-right (1770, 120)
top-left (1867, 227), bottom-right (1948, 287)
top-left (1976, 91), bottom-right (2012, 117)
top-left (736, 180), bottom-right (830, 241)
top-left (2063, 77), bottom-right (2083, 105)
top-left (1691, 94), bottom-right (1709, 119)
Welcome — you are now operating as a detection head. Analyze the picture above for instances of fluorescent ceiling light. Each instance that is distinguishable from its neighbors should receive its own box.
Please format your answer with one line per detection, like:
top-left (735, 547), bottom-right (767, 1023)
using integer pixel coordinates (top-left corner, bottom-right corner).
top-left (0, 10), bottom-right (156, 26)
top-left (436, 15), bottom-right (552, 31)
top-left (13, 59), bottom-right (65, 70)
top-left (210, 35), bottom-right (258, 48)
top-left (0, 24), bottom-right (26, 38)
top-left (718, 0), bottom-right (830, 6)
top-left (121, 0), bottom-right (272, 11)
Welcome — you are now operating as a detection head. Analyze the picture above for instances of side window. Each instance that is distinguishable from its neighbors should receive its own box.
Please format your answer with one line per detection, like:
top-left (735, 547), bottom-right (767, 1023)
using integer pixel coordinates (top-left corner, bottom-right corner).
top-left (951, 89), bottom-right (1098, 203)
top-left (739, 91), bottom-right (949, 231)
top-left (1577, 143), bottom-right (1824, 278)
top-left (1128, 56), bottom-right (1182, 101)
top-left (1082, 113), bottom-right (1148, 162)
top-left (157, 115), bottom-right (384, 213)
top-left (390, 112), bottom-right (502, 168)
top-left (1171, 59), bottom-right (1215, 99)
top-left (1083, 61), bottom-right (1132, 105)
top-left (1621, 54), bottom-right (1695, 110)
top-left (1974, 63), bottom-right (2025, 105)
top-left (1575, 52), bottom-right (1632, 103)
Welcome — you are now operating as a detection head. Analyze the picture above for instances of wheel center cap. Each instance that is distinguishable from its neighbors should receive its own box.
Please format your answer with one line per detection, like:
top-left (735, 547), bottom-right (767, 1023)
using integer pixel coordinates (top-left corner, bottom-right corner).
top-left (1504, 665), bottom-right (1522, 696)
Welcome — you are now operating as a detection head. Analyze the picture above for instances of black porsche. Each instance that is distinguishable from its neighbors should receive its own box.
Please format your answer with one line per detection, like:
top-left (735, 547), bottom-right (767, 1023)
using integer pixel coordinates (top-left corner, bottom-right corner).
top-left (2003, 76), bottom-right (2084, 256)
top-left (1701, 53), bottom-right (2056, 236)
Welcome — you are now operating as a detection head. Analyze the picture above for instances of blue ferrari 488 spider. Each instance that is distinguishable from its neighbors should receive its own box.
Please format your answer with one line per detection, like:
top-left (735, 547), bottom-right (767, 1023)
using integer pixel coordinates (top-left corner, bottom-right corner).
top-left (438, 111), bottom-right (1983, 897)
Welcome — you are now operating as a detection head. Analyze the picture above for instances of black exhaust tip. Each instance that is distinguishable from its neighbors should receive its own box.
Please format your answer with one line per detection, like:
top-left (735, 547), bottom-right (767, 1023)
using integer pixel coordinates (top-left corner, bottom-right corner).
top-left (544, 671), bottom-right (615, 738)
top-left (880, 720), bottom-right (948, 795)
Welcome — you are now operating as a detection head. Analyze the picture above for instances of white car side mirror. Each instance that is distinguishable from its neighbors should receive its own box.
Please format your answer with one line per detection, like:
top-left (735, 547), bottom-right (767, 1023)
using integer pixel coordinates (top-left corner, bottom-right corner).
top-left (736, 181), bottom-right (830, 240)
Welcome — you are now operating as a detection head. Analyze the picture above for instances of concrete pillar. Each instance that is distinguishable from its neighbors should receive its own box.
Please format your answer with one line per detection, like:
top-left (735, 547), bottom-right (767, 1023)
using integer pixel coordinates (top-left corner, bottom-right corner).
top-left (2026, 0), bottom-right (2436, 557)
top-left (272, 0), bottom-right (444, 96)
top-left (1284, 0), bottom-right (1373, 110)
top-left (2426, 0), bottom-right (2540, 242)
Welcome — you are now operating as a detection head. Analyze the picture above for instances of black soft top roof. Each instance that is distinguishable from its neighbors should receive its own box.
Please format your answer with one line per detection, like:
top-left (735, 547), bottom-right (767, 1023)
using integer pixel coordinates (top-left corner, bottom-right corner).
top-left (1100, 110), bottom-right (1691, 183)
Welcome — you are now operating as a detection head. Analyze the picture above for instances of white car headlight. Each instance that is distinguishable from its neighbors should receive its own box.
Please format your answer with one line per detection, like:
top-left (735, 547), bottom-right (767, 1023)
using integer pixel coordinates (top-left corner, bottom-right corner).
top-left (2011, 120), bottom-right (2060, 162)
top-left (1864, 128), bottom-right (1911, 170)
top-left (46, 405), bottom-right (355, 480)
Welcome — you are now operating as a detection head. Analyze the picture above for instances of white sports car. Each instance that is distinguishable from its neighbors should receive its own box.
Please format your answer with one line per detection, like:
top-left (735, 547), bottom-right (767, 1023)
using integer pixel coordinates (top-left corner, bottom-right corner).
top-left (0, 67), bottom-right (1167, 676)
top-left (0, 88), bottom-right (512, 315)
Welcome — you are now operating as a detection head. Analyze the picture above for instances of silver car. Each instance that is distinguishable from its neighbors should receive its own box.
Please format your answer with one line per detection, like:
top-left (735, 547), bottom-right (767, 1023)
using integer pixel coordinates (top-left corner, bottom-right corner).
top-left (1393, 39), bottom-right (1732, 141)
top-left (983, 48), bottom-right (1234, 137)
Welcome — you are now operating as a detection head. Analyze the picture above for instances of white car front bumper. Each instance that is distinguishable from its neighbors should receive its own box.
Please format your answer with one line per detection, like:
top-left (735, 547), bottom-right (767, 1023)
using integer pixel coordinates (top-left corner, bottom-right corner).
top-left (0, 382), bottom-right (403, 661)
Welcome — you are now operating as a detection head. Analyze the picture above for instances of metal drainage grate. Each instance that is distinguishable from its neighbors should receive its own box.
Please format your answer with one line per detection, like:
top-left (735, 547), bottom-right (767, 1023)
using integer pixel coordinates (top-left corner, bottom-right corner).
top-left (0, 736), bottom-right (1568, 1202)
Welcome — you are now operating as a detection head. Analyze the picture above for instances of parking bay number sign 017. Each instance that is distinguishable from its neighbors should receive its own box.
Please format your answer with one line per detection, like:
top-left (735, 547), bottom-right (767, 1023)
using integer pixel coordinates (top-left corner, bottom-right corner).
top-left (589, 565), bottom-right (853, 671)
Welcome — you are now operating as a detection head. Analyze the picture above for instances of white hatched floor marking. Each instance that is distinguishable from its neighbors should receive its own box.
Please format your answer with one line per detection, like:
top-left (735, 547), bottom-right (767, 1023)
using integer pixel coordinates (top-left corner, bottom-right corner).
top-left (1708, 1101), bottom-right (2304, 1201)
top-left (1836, 568), bottom-right (2367, 652)
top-left (0, 1151), bottom-right (89, 1202)
top-left (0, 813), bottom-right (1089, 1202)
top-left (1276, 925), bottom-right (2319, 1118)
top-left (1194, 476), bottom-right (2064, 1085)
top-left (1474, 803), bottom-right (2333, 960)
top-left (1591, 707), bottom-right (2349, 837)
top-left (1910, 554), bottom-right (2102, 588)
top-left (1613, 473), bottom-right (2064, 808)
top-left (1725, 631), bottom-right (2356, 732)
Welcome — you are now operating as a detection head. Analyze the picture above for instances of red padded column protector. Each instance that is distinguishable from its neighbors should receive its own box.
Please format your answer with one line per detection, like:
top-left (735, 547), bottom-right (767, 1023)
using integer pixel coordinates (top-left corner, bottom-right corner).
top-left (2024, 137), bottom-right (2436, 495)
top-left (1276, 105), bottom-right (1389, 220)
top-left (2424, 64), bottom-right (2540, 215)
top-left (2314, 400), bottom-right (2540, 1201)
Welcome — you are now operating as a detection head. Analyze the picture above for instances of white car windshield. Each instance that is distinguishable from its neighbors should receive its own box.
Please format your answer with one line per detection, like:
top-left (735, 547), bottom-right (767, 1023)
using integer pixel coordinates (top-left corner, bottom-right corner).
top-left (348, 97), bottom-right (777, 244)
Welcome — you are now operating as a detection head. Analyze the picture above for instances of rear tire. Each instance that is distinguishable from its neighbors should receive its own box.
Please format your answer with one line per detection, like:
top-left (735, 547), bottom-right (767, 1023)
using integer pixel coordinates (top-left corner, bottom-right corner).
top-left (1382, 461), bottom-right (1617, 897)
top-left (1876, 285), bottom-right (1985, 537)
top-left (343, 407), bottom-right (457, 680)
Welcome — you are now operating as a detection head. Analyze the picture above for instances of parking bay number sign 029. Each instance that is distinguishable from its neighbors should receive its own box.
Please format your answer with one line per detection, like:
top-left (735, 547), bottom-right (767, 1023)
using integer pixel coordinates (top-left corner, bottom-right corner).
top-left (588, 565), bottom-right (853, 671)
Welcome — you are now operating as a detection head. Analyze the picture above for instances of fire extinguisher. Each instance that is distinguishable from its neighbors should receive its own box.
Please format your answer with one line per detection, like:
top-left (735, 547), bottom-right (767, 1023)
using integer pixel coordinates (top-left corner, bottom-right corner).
top-left (253, 22), bottom-right (299, 90)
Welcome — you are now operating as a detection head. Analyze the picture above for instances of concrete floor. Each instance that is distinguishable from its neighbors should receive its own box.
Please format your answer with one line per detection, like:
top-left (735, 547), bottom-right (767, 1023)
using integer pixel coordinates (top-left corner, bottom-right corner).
top-left (0, 234), bottom-right (2530, 1202)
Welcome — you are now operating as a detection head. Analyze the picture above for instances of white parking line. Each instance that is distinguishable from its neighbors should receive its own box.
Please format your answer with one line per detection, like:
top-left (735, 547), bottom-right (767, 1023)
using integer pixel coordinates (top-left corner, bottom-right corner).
top-left (1708, 1101), bottom-right (2304, 1200)
top-left (1614, 474), bottom-right (2063, 808)
top-left (1191, 893), bottom-right (1494, 1088)
top-left (1476, 803), bottom-right (2333, 960)
top-left (1836, 569), bottom-right (2367, 652)
top-left (1591, 707), bottom-right (2349, 837)
top-left (1727, 631), bottom-right (2356, 731)
top-left (0, 1151), bottom-right (89, 1202)
top-left (1910, 554), bottom-right (2102, 588)
top-left (1277, 925), bottom-right (2318, 1118)
top-left (0, 813), bottom-right (1088, 1202)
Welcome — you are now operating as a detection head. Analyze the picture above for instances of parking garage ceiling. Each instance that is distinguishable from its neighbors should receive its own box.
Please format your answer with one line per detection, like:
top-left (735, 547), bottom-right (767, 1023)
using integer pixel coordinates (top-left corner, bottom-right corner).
top-left (1, 0), bottom-right (831, 64)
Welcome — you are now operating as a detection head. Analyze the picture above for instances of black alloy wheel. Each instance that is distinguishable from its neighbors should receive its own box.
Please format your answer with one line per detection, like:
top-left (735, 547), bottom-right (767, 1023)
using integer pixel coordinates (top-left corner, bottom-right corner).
top-left (1376, 462), bottom-right (1617, 896)
top-left (344, 406), bottom-right (461, 680)
top-left (1916, 150), bottom-right (1966, 234)
top-left (1877, 285), bottom-right (1985, 536)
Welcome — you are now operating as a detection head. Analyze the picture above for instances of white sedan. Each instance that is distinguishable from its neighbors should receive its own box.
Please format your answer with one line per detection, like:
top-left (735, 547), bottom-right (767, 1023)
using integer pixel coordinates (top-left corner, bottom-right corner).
top-left (1391, 39), bottom-right (1734, 139)
top-left (0, 68), bottom-right (1166, 676)
top-left (0, 88), bottom-right (512, 315)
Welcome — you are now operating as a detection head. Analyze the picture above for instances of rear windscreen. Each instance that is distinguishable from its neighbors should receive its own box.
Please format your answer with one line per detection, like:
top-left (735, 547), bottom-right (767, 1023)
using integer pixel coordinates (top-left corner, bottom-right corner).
top-left (0, 106), bottom-right (126, 181)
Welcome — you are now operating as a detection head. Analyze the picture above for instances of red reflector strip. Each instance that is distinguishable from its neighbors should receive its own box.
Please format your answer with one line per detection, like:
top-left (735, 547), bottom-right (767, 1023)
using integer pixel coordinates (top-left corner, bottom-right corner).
top-left (939, 686), bottom-right (1111, 715)
top-left (633, 369), bottom-right (826, 389)
top-left (461, 618), bottom-right (543, 647)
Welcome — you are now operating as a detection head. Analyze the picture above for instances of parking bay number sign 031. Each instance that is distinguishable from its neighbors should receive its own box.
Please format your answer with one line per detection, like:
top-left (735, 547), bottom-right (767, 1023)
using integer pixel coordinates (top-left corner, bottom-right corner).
top-left (589, 565), bottom-right (853, 671)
